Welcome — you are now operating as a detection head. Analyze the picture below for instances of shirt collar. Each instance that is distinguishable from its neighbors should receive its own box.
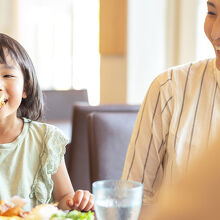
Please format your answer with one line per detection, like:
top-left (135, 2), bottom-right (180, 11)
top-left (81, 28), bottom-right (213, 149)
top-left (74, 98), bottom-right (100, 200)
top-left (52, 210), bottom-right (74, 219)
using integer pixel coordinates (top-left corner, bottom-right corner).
top-left (213, 58), bottom-right (220, 86)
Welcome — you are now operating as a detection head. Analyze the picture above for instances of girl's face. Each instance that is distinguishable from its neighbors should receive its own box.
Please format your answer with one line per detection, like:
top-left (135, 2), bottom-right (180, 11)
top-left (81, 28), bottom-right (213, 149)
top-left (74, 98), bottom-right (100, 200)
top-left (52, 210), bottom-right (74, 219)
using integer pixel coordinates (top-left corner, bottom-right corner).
top-left (0, 52), bottom-right (26, 120)
top-left (204, 0), bottom-right (220, 69)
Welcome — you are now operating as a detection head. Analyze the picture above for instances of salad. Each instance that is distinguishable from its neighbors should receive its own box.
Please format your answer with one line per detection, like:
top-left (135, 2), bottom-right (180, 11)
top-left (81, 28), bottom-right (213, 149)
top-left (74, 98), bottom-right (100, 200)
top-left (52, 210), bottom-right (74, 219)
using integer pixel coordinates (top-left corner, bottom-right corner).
top-left (0, 197), bottom-right (94, 220)
top-left (51, 210), bottom-right (94, 220)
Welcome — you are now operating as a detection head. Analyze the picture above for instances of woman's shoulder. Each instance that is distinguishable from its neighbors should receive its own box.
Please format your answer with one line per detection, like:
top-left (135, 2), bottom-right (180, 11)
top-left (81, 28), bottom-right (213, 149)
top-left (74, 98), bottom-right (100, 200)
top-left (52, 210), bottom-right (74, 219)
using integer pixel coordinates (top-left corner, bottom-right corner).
top-left (154, 58), bottom-right (214, 85)
top-left (169, 58), bottom-right (212, 72)
top-left (145, 58), bottom-right (214, 101)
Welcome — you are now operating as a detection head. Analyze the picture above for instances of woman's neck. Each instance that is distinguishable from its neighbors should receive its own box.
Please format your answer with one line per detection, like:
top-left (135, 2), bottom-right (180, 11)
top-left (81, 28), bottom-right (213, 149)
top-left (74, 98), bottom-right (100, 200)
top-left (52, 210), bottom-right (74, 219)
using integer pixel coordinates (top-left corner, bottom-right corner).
top-left (0, 117), bottom-right (24, 144)
top-left (216, 58), bottom-right (220, 71)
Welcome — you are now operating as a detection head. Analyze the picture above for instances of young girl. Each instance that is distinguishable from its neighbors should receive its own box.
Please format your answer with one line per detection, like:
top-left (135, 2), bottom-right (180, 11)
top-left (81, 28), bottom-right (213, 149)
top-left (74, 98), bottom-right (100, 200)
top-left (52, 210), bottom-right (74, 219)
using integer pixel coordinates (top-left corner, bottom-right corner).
top-left (0, 33), bottom-right (94, 212)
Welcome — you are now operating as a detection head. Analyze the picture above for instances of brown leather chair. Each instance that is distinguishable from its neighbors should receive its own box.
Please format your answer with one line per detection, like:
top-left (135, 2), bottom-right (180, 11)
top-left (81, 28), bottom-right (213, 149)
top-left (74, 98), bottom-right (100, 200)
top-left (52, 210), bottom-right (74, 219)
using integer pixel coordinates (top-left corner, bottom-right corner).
top-left (42, 89), bottom-right (88, 168)
top-left (68, 103), bottom-right (140, 191)
top-left (42, 89), bottom-right (88, 122)
top-left (88, 111), bottom-right (138, 187)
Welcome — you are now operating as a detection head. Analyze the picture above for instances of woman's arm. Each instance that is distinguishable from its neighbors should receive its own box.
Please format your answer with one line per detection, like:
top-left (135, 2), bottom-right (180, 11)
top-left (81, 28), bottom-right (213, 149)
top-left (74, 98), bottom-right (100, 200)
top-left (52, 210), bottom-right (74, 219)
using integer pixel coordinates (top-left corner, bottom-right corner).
top-left (122, 73), bottom-right (172, 204)
top-left (52, 158), bottom-right (94, 211)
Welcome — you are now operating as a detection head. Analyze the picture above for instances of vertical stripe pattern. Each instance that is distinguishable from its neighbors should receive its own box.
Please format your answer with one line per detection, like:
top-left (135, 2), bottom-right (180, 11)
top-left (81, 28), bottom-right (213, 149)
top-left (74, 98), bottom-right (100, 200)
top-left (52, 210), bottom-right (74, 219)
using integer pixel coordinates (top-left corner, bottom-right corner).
top-left (122, 58), bottom-right (219, 205)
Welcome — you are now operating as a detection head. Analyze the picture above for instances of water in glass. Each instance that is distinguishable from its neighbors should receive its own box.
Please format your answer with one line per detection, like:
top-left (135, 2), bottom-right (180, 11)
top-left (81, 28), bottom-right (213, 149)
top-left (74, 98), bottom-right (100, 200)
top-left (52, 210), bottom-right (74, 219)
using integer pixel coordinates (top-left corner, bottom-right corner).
top-left (93, 180), bottom-right (143, 220)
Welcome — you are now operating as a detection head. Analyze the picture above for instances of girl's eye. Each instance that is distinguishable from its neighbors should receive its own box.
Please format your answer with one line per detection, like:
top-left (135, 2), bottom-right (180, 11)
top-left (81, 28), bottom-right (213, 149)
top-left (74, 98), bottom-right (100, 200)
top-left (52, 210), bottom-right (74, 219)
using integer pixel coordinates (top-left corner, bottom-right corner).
top-left (3, 74), bottom-right (14, 78)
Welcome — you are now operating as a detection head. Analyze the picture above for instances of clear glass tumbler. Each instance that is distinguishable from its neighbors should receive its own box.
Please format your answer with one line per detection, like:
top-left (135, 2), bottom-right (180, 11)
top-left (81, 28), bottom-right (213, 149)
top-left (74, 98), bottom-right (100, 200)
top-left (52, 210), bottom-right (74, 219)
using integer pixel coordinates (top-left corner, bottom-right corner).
top-left (92, 180), bottom-right (143, 220)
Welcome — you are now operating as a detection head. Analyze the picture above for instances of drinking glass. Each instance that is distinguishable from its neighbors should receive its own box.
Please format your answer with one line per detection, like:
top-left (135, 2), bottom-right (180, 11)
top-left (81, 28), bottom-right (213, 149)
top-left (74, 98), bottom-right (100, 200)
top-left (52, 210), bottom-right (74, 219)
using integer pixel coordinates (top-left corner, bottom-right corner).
top-left (92, 180), bottom-right (143, 220)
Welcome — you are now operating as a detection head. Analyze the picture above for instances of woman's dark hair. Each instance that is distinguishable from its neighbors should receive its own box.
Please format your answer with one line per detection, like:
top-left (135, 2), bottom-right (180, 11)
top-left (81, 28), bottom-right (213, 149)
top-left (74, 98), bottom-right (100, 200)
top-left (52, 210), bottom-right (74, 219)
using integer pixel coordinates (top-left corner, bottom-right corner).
top-left (0, 33), bottom-right (43, 121)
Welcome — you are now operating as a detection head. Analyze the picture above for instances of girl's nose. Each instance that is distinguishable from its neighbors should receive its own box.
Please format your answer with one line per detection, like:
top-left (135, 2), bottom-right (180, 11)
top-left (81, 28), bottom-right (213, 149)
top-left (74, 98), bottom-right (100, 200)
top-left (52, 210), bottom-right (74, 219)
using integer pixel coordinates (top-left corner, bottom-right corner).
top-left (211, 17), bottom-right (220, 41)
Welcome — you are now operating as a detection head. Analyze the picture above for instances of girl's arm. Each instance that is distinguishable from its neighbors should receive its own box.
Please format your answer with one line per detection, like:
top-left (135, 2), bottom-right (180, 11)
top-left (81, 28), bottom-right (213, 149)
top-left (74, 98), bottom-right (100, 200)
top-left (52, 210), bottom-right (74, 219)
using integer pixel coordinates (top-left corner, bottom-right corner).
top-left (52, 158), bottom-right (94, 211)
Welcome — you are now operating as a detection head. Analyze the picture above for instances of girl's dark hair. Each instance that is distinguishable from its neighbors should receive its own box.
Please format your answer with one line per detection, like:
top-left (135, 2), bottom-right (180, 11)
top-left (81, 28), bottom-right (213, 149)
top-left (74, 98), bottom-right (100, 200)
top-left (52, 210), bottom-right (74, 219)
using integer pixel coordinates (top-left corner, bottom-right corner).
top-left (0, 33), bottom-right (43, 121)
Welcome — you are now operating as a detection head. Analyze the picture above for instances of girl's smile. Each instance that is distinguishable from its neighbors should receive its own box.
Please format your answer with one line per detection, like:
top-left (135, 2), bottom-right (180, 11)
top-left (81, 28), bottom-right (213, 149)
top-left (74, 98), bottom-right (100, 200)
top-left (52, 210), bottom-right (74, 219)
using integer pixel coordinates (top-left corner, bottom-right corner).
top-left (0, 95), bottom-right (7, 108)
top-left (0, 56), bottom-right (26, 120)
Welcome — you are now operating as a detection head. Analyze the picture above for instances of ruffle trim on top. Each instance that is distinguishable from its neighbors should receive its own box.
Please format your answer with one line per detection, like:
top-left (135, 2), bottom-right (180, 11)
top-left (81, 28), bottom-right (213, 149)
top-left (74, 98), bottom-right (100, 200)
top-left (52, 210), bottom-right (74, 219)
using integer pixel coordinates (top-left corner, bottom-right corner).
top-left (29, 125), bottom-right (69, 204)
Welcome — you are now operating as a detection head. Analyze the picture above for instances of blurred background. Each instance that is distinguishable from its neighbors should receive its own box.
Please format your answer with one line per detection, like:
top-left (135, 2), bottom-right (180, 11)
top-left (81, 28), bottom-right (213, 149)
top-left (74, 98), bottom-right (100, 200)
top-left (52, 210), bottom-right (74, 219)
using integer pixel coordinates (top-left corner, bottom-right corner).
top-left (0, 0), bottom-right (215, 105)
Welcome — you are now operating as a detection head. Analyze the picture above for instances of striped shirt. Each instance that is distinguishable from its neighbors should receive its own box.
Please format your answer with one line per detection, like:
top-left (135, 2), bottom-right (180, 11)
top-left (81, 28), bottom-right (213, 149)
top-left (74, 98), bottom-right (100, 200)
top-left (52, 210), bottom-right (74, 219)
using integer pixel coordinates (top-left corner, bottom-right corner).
top-left (122, 58), bottom-right (220, 205)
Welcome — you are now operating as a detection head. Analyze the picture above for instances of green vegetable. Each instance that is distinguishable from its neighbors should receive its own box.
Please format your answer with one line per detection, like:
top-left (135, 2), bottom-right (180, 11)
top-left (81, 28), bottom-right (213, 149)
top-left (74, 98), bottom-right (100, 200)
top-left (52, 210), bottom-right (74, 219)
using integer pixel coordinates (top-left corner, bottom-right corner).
top-left (51, 210), bottom-right (95, 220)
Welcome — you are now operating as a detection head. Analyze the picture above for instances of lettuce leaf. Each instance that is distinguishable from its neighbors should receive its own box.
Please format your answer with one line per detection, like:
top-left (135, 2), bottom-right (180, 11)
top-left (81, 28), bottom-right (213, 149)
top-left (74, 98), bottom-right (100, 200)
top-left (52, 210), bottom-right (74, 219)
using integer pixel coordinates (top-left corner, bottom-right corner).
top-left (51, 210), bottom-right (94, 220)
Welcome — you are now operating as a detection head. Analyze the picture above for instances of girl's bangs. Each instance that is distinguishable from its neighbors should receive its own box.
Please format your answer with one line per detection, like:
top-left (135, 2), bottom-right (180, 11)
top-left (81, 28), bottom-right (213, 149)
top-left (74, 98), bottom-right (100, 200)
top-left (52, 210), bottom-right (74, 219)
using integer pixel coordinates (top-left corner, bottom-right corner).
top-left (0, 46), bottom-right (7, 64)
top-left (0, 34), bottom-right (21, 66)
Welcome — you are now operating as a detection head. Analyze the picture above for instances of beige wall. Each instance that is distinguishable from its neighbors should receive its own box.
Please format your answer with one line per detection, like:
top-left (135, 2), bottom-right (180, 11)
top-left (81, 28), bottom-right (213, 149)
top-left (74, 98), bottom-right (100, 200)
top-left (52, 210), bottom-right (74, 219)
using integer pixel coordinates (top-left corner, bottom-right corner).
top-left (165, 0), bottom-right (180, 67)
top-left (100, 0), bottom-right (201, 104)
top-left (100, 56), bottom-right (126, 104)
top-left (0, 0), bottom-right (18, 38)
top-left (99, 0), bottom-right (127, 104)
top-left (166, 0), bottom-right (198, 67)
top-left (1, 0), bottom-right (201, 105)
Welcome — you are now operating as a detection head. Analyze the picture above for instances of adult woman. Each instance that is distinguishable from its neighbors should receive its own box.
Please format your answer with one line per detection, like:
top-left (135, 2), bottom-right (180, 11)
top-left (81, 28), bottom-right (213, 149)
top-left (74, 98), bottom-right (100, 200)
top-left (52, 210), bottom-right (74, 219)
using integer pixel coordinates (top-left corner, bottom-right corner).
top-left (122, 0), bottom-right (220, 211)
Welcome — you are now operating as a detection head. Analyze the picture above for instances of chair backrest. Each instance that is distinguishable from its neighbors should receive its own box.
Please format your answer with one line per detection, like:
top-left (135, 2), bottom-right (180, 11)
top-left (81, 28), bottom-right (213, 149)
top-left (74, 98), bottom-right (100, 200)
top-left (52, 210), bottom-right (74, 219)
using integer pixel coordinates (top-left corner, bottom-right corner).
top-left (88, 111), bottom-right (138, 186)
top-left (68, 103), bottom-right (140, 191)
top-left (42, 89), bottom-right (88, 168)
top-left (42, 89), bottom-right (88, 122)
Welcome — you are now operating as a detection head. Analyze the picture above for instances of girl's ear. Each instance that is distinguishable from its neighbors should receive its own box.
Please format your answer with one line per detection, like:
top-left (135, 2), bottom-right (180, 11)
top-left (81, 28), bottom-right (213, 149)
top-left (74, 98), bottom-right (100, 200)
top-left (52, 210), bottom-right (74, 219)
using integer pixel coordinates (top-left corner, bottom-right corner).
top-left (22, 91), bottom-right (27, 99)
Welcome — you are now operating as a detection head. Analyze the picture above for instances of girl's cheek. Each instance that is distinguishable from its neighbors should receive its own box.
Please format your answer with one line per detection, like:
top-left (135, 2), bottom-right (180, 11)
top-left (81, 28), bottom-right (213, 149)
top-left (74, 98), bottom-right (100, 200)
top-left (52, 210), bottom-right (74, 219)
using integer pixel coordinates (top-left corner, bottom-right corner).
top-left (10, 82), bottom-right (24, 99)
